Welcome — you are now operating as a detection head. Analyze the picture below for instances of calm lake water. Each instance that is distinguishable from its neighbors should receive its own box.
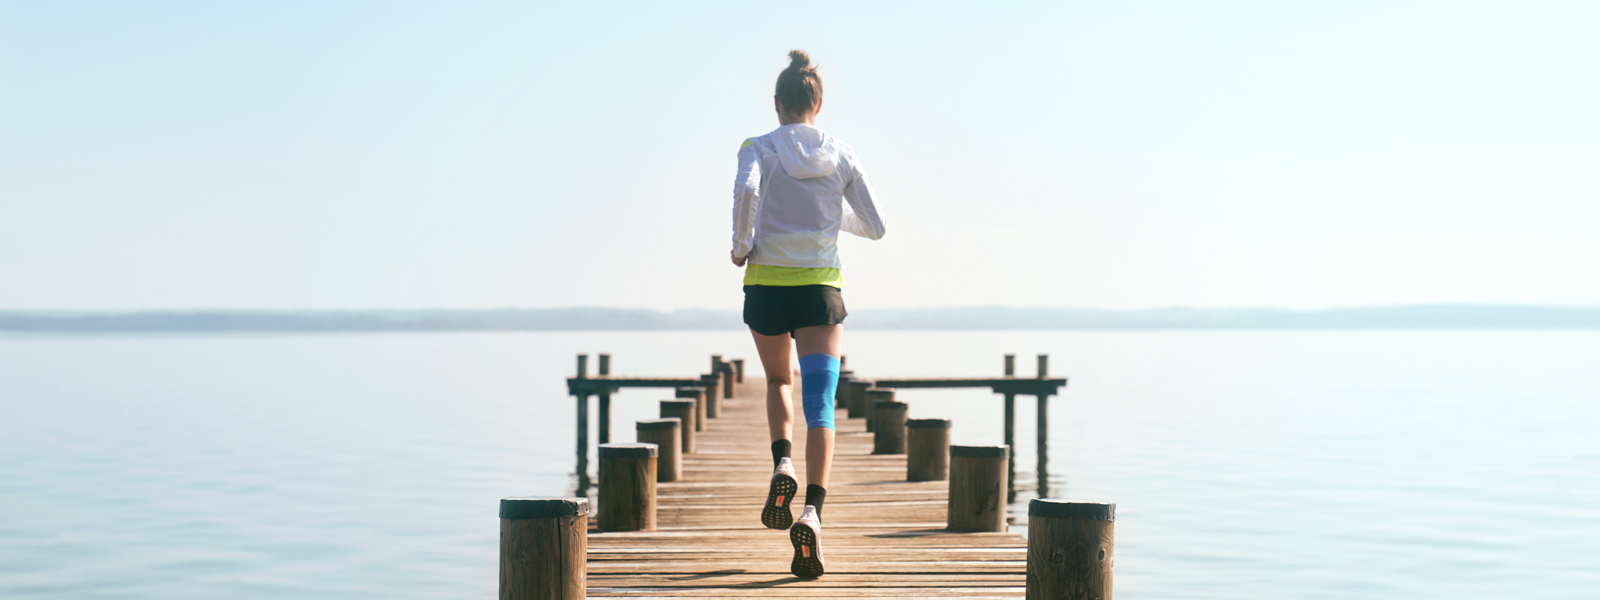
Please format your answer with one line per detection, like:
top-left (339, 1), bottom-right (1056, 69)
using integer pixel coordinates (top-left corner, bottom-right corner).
top-left (2, 330), bottom-right (1596, 598)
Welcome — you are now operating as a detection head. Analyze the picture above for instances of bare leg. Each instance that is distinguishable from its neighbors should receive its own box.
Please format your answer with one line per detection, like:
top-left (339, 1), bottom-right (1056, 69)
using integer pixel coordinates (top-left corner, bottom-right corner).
top-left (750, 329), bottom-right (795, 444)
top-left (792, 324), bottom-right (842, 489)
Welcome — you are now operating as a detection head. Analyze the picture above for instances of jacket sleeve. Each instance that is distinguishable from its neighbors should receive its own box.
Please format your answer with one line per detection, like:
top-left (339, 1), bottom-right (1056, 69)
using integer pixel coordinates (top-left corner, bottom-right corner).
top-left (731, 140), bottom-right (762, 259)
top-left (840, 155), bottom-right (886, 240)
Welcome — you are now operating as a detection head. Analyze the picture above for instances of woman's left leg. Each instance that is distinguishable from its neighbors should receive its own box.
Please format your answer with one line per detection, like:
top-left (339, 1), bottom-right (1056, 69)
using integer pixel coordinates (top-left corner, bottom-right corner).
top-left (791, 324), bottom-right (842, 490)
top-left (787, 323), bottom-right (841, 579)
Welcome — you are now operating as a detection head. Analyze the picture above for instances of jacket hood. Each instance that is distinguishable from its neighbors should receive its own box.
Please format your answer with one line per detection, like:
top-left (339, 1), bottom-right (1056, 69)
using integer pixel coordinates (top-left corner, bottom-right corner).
top-left (772, 124), bottom-right (839, 179)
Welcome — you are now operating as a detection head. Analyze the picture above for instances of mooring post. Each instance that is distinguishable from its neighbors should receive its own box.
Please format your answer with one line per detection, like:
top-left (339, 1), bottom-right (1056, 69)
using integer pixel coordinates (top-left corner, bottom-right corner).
top-left (660, 400), bottom-right (696, 454)
top-left (870, 391), bottom-right (906, 454)
top-left (906, 418), bottom-right (951, 481)
top-left (710, 355), bottom-right (734, 399)
top-left (947, 445), bottom-right (1009, 532)
top-left (597, 353), bottom-right (611, 444)
top-left (699, 374), bottom-right (721, 418)
top-left (674, 387), bottom-right (705, 432)
top-left (851, 380), bottom-right (876, 419)
top-left (835, 371), bottom-right (854, 417)
top-left (499, 497), bottom-right (587, 600)
top-left (853, 380), bottom-right (875, 431)
top-left (1037, 353), bottom-right (1051, 499)
top-left (597, 443), bottom-right (657, 531)
top-left (1026, 500), bottom-right (1115, 600)
top-left (635, 419), bottom-right (681, 482)
top-left (1004, 354), bottom-right (1018, 502)
top-left (732, 359), bottom-right (744, 383)
top-left (575, 354), bottom-right (590, 493)
top-left (1003, 354), bottom-right (1017, 453)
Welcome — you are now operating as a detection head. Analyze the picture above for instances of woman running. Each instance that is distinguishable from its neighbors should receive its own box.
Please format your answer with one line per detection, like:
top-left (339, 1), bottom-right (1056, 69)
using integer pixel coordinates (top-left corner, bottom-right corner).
top-left (730, 49), bottom-right (886, 579)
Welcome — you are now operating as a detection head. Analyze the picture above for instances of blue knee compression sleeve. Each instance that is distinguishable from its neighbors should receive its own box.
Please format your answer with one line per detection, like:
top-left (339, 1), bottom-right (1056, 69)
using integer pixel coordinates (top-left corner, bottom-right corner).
top-left (798, 353), bottom-right (839, 431)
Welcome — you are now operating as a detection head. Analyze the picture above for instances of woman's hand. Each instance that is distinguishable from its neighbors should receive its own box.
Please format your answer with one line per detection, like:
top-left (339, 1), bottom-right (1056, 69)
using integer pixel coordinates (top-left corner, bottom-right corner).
top-left (731, 251), bottom-right (747, 267)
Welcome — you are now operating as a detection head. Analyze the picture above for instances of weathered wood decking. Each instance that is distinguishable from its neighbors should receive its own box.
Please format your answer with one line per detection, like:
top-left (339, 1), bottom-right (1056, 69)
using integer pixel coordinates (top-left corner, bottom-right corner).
top-left (587, 376), bottom-right (1027, 598)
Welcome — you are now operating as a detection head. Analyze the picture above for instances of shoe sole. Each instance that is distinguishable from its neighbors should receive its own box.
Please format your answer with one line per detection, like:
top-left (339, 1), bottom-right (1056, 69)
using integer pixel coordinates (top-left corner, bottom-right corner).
top-left (790, 520), bottom-right (825, 579)
top-left (762, 472), bottom-right (797, 530)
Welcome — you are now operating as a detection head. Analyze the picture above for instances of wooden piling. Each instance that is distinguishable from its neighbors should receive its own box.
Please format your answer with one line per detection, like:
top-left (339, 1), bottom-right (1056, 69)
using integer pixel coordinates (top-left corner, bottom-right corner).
top-left (597, 354), bottom-right (612, 444)
top-left (711, 355), bottom-right (735, 399)
top-left (597, 443), bottom-right (656, 532)
top-left (1026, 500), bottom-right (1115, 600)
top-left (499, 497), bottom-right (587, 600)
top-left (731, 359), bottom-right (744, 383)
top-left (947, 445), bottom-right (1009, 532)
top-left (1004, 354), bottom-right (1017, 502)
top-left (659, 400), bottom-right (696, 454)
top-left (870, 387), bottom-right (896, 435)
top-left (674, 387), bottom-right (705, 432)
top-left (574, 355), bottom-right (589, 491)
top-left (870, 400), bottom-right (908, 454)
top-left (906, 418), bottom-right (951, 481)
top-left (853, 380), bottom-right (875, 431)
top-left (836, 371), bottom-right (855, 417)
top-left (635, 419), bottom-right (681, 482)
top-left (1037, 353), bottom-right (1051, 498)
top-left (699, 374), bottom-right (721, 418)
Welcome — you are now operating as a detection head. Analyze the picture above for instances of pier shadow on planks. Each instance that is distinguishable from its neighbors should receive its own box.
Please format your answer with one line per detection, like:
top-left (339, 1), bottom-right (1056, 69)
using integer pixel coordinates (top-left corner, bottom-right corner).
top-left (586, 376), bottom-right (1027, 598)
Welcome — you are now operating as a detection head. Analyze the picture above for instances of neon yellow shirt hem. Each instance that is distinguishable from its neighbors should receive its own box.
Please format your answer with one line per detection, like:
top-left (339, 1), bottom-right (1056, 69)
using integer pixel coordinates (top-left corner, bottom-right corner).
top-left (742, 264), bottom-right (844, 288)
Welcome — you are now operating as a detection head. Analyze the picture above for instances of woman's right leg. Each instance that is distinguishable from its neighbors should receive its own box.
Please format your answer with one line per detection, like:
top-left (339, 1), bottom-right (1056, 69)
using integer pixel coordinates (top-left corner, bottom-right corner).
top-left (751, 328), bottom-right (799, 531)
top-left (750, 328), bottom-right (795, 443)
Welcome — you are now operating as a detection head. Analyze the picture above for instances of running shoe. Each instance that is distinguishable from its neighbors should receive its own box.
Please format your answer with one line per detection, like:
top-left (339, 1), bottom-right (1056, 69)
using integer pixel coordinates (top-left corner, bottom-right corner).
top-left (789, 505), bottom-right (825, 579)
top-left (762, 457), bottom-right (798, 530)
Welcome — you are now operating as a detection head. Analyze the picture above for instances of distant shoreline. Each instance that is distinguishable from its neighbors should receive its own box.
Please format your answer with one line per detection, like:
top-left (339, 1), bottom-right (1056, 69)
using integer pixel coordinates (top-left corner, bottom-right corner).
top-left (3, 305), bottom-right (1599, 331)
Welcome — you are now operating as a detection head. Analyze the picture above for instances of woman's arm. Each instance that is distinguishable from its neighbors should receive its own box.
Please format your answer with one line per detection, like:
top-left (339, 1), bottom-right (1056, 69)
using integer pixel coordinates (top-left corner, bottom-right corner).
top-left (731, 140), bottom-right (762, 263)
top-left (840, 158), bottom-right (886, 240)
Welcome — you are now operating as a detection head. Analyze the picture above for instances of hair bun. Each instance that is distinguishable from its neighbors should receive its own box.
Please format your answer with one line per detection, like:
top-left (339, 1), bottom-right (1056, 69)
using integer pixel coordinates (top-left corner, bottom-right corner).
top-left (787, 50), bottom-right (811, 71)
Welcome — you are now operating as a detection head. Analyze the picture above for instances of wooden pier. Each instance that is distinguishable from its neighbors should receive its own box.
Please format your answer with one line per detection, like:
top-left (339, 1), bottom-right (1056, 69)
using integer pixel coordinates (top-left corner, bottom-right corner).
top-left (584, 374), bottom-right (1029, 598)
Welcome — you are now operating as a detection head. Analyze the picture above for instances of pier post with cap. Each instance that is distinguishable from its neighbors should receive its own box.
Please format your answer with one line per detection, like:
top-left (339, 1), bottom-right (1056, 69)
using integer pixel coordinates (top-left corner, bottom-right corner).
top-left (598, 443), bottom-right (657, 532)
top-left (870, 390), bottom-right (907, 454)
top-left (947, 445), bottom-right (1009, 532)
top-left (906, 418), bottom-right (951, 481)
top-left (699, 374), bottom-right (721, 419)
top-left (635, 419), bottom-right (681, 482)
top-left (660, 400), bottom-right (696, 454)
top-left (674, 387), bottom-right (705, 432)
top-left (1026, 499), bottom-right (1115, 600)
top-left (499, 497), bottom-right (588, 600)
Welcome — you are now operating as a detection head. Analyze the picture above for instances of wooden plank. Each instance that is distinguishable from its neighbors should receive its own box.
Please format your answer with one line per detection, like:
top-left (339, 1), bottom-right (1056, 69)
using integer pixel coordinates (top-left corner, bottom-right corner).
top-left (870, 378), bottom-right (1067, 395)
top-left (569, 376), bottom-right (709, 395)
top-left (586, 375), bottom-right (1027, 598)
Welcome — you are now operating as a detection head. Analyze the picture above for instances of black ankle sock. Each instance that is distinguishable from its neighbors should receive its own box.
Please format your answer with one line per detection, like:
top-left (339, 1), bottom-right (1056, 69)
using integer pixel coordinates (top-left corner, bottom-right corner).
top-left (805, 484), bottom-right (827, 515)
top-left (771, 440), bottom-right (791, 468)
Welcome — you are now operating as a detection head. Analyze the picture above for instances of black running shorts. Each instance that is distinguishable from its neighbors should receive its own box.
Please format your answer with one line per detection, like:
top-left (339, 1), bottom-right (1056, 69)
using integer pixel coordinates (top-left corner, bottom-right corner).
top-left (742, 285), bottom-right (848, 337)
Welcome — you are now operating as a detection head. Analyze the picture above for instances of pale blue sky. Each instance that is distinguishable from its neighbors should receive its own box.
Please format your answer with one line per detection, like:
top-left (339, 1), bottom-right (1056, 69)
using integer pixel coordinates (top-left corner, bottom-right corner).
top-left (2, 1), bottom-right (1596, 311)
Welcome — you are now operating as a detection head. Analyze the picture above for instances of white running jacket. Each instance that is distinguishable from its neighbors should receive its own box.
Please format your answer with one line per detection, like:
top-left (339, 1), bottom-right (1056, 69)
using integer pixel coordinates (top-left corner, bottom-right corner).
top-left (731, 123), bottom-right (886, 268)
